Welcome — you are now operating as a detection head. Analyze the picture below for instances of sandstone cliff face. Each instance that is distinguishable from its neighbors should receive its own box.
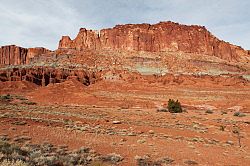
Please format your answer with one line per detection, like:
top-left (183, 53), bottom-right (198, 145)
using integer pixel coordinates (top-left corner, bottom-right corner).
top-left (0, 67), bottom-right (98, 86)
top-left (0, 45), bottom-right (28, 65)
top-left (59, 21), bottom-right (249, 61)
top-left (27, 47), bottom-right (51, 63)
top-left (0, 45), bottom-right (51, 65)
top-left (0, 66), bottom-right (247, 87)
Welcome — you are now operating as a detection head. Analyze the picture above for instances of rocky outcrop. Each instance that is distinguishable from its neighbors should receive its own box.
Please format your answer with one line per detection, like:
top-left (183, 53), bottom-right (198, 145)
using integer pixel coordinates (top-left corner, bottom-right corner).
top-left (0, 45), bottom-right (28, 65)
top-left (59, 21), bottom-right (249, 61)
top-left (1, 66), bottom-right (248, 87)
top-left (0, 67), bottom-right (98, 86)
top-left (0, 45), bottom-right (51, 65)
top-left (27, 47), bottom-right (51, 64)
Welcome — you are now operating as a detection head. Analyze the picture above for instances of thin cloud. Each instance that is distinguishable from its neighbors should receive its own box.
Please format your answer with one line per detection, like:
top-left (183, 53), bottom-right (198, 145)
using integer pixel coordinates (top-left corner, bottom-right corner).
top-left (0, 0), bottom-right (249, 50)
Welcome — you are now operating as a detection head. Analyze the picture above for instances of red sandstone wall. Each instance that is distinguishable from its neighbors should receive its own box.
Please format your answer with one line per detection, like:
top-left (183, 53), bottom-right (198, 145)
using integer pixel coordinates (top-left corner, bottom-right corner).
top-left (0, 45), bottom-right (51, 65)
top-left (0, 45), bottom-right (28, 65)
top-left (59, 21), bottom-right (249, 61)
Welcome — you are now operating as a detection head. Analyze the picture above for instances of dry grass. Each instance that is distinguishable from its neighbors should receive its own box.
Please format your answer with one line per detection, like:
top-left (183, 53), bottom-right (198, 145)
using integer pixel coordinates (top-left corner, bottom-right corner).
top-left (0, 160), bottom-right (28, 166)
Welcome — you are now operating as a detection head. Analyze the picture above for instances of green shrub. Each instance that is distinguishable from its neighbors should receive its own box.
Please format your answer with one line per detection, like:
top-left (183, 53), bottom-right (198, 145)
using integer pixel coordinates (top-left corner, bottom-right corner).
top-left (167, 99), bottom-right (183, 113)
top-left (0, 94), bottom-right (12, 101)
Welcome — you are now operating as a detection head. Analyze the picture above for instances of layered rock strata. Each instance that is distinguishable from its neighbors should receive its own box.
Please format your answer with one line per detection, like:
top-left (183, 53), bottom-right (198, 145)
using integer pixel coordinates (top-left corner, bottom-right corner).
top-left (59, 21), bottom-right (249, 61)
top-left (0, 67), bottom-right (98, 86)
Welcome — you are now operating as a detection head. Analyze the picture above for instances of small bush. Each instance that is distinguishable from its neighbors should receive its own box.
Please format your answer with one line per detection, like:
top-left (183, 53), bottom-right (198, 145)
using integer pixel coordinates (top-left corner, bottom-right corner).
top-left (168, 99), bottom-right (183, 113)
top-left (100, 153), bottom-right (123, 164)
top-left (205, 110), bottom-right (213, 114)
top-left (0, 141), bottom-right (28, 157)
top-left (20, 101), bottom-right (37, 105)
top-left (221, 111), bottom-right (227, 115)
top-left (234, 112), bottom-right (246, 117)
top-left (219, 125), bottom-right (226, 131)
top-left (0, 94), bottom-right (12, 101)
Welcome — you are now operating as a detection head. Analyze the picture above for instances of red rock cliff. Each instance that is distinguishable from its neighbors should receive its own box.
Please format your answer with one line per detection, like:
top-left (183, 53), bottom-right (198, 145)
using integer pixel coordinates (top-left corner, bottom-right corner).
top-left (0, 45), bottom-right (28, 65)
top-left (27, 47), bottom-right (51, 63)
top-left (59, 21), bottom-right (249, 61)
top-left (0, 45), bottom-right (51, 65)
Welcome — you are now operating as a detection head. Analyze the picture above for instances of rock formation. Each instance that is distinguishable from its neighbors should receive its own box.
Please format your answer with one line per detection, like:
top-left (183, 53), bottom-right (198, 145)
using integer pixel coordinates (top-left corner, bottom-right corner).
top-left (27, 47), bottom-right (51, 64)
top-left (0, 45), bottom-right (51, 65)
top-left (59, 21), bottom-right (249, 61)
top-left (1, 66), bottom-right (248, 87)
top-left (0, 67), bottom-right (98, 86)
top-left (0, 45), bottom-right (28, 65)
top-left (0, 21), bottom-right (249, 87)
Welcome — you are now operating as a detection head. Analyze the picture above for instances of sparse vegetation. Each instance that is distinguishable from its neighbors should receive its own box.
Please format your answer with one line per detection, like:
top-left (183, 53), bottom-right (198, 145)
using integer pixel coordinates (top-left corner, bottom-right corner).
top-left (14, 96), bottom-right (28, 101)
top-left (135, 155), bottom-right (174, 166)
top-left (0, 90), bottom-right (248, 165)
top-left (0, 94), bottom-right (12, 101)
top-left (168, 99), bottom-right (183, 113)
top-left (11, 121), bottom-right (27, 126)
top-left (20, 101), bottom-right (37, 105)
top-left (233, 112), bottom-right (246, 117)
top-left (232, 126), bottom-right (243, 147)
top-left (205, 110), bottom-right (213, 114)
top-left (219, 125), bottom-right (226, 131)
top-left (0, 160), bottom-right (28, 166)
top-left (0, 95), bottom-right (32, 104)
top-left (221, 111), bottom-right (228, 115)
top-left (184, 160), bottom-right (198, 165)
top-left (0, 140), bottom-right (123, 166)
top-left (100, 153), bottom-right (123, 164)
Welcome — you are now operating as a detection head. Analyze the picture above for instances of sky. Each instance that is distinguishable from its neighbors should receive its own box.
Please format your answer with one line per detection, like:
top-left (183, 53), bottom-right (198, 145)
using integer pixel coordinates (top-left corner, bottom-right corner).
top-left (0, 0), bottom-right (249, 50)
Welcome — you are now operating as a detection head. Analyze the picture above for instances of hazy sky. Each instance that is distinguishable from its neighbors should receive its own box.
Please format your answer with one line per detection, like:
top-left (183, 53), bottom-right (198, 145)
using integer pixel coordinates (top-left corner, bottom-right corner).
top-left (0, 0), bottom-right (249, 50)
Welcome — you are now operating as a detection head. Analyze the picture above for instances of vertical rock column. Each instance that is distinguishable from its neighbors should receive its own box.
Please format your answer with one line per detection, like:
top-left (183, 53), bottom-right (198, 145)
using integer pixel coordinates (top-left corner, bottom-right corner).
top-left (42, 69), bottom-right (45, 87)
